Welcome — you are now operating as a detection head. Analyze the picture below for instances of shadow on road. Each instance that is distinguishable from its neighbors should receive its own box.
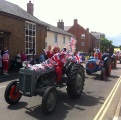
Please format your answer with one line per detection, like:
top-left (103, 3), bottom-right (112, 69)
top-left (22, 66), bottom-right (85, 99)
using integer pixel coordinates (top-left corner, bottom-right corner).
top-left (86, 73), bottom-right (119, 82)
top-left (8, 102), bottom-right (28, 110)
top-left (19, 90), bottom-right (104, 120)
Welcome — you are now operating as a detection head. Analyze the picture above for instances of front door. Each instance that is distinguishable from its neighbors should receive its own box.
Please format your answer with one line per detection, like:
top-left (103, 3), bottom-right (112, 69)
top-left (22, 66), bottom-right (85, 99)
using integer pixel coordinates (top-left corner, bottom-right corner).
top-left (0, 37), bottom-right (4, 50)
top-left (0, 32), bottom-right (9, 51)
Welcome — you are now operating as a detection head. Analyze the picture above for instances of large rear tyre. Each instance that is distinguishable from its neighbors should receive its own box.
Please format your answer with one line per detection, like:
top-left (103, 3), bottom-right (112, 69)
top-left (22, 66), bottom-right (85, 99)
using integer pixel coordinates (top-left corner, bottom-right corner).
top-left (42, 86), bottom-right (57, 114)
top-left (4, 81), bottom-right (22, 105)
top-left (105, 60), bottom-right (111, 76)
top-left (66, 63), bottom-right (85, 98)
top-left (101, 68), bottom-right (106, 80)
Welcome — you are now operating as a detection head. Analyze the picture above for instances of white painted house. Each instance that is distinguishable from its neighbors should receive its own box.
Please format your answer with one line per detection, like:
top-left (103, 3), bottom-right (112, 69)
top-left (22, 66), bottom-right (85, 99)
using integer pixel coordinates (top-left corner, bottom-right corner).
top-left (45, 23), bottom-right (75, 52)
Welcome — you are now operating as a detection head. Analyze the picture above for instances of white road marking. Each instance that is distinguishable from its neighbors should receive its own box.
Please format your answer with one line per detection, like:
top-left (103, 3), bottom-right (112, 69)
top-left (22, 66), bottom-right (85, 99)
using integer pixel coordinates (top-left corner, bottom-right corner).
top-left (94, 76), bottom-right (121, 120)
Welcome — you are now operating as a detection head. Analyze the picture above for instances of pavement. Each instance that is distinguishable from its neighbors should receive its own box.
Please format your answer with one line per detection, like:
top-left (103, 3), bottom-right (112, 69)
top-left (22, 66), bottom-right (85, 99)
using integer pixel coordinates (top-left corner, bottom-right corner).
top-left (0, 72), bottom-right (121, 120)
top-left (113, 97), bottom-right (121, 120)
top-left (0, 72), bottom-right (19, 83)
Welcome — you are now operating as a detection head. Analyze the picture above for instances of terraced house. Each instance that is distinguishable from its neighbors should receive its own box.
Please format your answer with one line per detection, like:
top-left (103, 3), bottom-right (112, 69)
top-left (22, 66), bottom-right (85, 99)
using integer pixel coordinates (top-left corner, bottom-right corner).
top-left (45, 22), bottom-right (75, 51)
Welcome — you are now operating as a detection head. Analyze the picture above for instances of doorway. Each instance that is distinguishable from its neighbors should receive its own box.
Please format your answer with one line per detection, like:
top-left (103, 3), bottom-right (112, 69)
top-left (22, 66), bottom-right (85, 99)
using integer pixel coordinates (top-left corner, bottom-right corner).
top-left (0, 37), bottom-right (4, 50)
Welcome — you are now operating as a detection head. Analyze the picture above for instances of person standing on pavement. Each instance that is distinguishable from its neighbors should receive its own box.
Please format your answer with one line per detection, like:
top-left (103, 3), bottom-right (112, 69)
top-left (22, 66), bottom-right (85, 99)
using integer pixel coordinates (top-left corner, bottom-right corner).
top-left (21, 51), bottom-right (27, 63)
top-left (39, 52), bottom-right (45, 63)
top-left (16, 51), bottom-right (22, 71)
top-left (0, 50), bottom-right (2, 75)
top-left (2, 49), bottom-right (9, 75)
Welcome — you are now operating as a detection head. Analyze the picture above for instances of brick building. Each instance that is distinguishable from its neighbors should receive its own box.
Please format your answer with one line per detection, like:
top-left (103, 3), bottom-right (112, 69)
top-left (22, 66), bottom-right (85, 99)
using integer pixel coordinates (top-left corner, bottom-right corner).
top-left (64, 19), bottom-right (98, 53)
top-left (0, 0), bottom-right (48, 60)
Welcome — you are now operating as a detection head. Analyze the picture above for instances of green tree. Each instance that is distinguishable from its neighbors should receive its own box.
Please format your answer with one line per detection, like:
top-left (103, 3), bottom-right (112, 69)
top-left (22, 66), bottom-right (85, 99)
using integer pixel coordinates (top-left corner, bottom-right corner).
top-left (100, 38), bottom-right (113, 53)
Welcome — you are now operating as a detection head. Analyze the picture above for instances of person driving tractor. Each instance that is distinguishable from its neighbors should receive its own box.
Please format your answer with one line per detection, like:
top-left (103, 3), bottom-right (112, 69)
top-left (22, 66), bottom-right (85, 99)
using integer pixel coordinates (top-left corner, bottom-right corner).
top-left (94, 49), bottom-right (102, 60)
top-left (46, 45), bottom-right (66, 86)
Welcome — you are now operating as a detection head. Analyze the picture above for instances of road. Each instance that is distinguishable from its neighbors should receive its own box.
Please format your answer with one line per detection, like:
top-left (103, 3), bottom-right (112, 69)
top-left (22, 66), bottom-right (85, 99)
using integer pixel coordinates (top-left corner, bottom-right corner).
top-left (0, 64), bottom-right (121, 120)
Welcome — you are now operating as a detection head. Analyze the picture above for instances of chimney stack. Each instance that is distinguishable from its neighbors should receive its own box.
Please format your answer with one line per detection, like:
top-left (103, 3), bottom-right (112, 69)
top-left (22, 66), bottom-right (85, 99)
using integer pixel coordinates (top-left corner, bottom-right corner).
top-left (86, 28), bottom-right (89, 32)
top-left (74, 19), bottom-right (78, 25)
top-left (57, 19), bottom-right (64, 30)
top-left (27, 1), bottom-right (34, 15)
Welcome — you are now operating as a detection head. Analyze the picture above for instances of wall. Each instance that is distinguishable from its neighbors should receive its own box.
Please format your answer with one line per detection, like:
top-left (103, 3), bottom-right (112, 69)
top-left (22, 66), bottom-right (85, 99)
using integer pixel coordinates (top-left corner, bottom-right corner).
top-left (68, 24), bottom-right (90, 52)
top-left (0, 13), bottom-right (46, 59)
top-left (45, 31), bottom-right (75, 52)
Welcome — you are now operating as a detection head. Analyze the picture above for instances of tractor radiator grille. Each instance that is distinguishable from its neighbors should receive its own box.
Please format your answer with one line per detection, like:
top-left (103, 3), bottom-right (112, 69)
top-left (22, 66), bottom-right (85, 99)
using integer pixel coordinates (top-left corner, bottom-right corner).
top-left (19, 74), bottom-right (32, 92)
top-left (87, 63), bottom-right (95, 69)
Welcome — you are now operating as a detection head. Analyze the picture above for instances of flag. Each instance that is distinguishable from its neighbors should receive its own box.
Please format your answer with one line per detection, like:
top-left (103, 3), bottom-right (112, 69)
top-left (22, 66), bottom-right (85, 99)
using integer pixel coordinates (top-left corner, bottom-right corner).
top-left (68, 37), bottom-right (76, 51)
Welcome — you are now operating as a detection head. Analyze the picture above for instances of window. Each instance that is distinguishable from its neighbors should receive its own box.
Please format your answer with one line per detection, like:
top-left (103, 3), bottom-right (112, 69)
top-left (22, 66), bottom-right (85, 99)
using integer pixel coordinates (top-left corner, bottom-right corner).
top-left (68, 36), bottom-right (71, 42)
top-left (81, 42), bottom-right (85, 46)
top-left (25, 21), bottom-right (36, 55)
top-left (81, 34), bottom-right (85, 39)
top-left (54, 33), bottom-right (58, 43)
top-left (63, 35), bottom-right (65, 44)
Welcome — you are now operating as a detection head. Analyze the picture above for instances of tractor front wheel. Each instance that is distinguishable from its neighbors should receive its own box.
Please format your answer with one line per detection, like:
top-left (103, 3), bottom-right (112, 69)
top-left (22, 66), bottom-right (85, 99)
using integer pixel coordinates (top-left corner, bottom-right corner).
top-left (42, 86), bottom-right (57, 114)
top-left (4, 81), bottom-right (22, 105)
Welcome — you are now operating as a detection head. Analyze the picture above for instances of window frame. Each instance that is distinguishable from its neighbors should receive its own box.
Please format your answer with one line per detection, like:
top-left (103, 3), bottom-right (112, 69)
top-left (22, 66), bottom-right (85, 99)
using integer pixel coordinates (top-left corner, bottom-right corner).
top-left (63, 35), bottom-right (66, 44)
top-left (25, 21), bottom-right (36, 55)
top-left (81, 42), bottom-right (85, 46)
top-left (81, 34), bottom-right (85, 39)
top-left (54, 33), bottom-right (58, 43)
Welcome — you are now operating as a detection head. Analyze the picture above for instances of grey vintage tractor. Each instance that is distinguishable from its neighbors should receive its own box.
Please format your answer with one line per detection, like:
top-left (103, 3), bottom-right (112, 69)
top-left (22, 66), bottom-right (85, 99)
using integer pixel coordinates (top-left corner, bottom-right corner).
top-left (4, 58), bottom-right (85, 114)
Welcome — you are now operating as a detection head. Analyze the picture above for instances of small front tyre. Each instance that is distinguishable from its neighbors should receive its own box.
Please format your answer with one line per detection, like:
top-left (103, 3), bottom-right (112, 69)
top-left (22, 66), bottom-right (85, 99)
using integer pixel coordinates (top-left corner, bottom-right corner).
top-left (4, 81), bottom-right (22, 105)
top-left (86, 69), bottom-right (91, 75)
top-left (42, 86), bottom-right (57, 114)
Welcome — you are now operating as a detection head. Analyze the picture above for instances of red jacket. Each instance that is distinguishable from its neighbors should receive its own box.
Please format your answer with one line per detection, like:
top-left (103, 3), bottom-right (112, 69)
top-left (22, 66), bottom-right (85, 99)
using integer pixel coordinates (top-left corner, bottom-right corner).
top-left (47, 51), bottom-right (53, 58)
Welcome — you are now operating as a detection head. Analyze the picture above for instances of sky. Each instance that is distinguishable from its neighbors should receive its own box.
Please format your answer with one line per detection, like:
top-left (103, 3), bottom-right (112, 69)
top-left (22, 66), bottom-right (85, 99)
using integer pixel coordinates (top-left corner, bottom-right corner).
top-left (6, 0), bottom-right (121, 46)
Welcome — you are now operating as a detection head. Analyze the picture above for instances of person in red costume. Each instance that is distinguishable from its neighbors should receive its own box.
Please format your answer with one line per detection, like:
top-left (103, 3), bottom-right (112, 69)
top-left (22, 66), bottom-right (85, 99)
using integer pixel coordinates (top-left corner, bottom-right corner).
top-left (48, 45), bottom-right (66, 86)
top-left (97, 50), bottom-right (102, 60)
top-left (46, 45), bottom-right (53, 58)
top-left (94, 49), bottom-right (102, 60)
top-left (94, 50), bottom-right (98, 58)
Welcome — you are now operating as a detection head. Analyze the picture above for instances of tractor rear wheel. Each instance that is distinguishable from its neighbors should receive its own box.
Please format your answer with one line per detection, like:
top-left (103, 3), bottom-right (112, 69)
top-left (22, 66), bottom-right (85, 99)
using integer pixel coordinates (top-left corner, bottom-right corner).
top-left (101, 68), bottom-right (106, 80)
top-left (66, 63), bottom-right (85, 98)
